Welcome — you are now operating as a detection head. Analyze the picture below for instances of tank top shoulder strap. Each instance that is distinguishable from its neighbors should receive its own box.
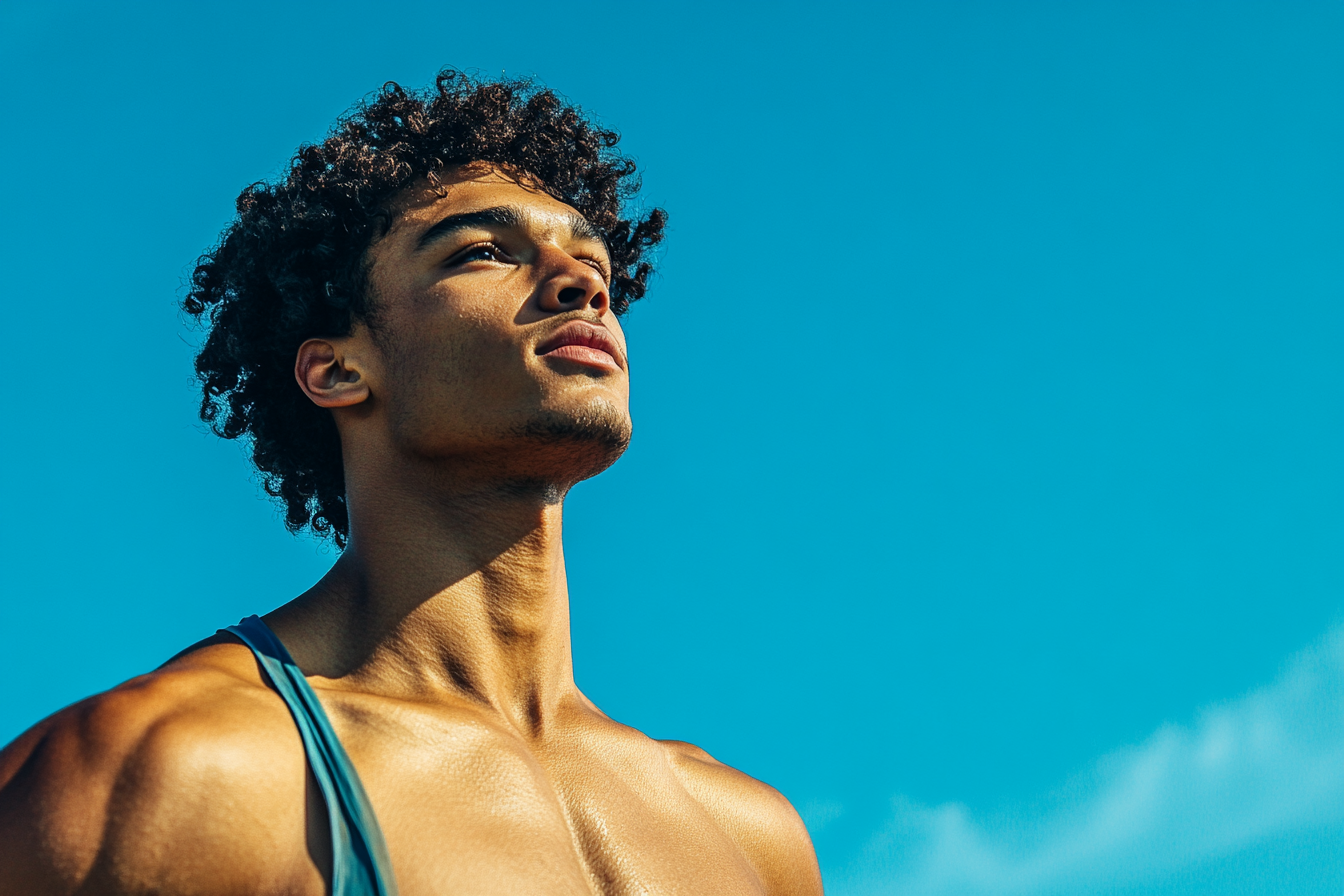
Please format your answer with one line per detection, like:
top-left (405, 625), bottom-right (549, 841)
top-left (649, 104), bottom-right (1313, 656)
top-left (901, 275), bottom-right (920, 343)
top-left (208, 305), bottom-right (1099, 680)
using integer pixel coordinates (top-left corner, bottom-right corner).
top-left (222, 615), bottom-right (398, 896)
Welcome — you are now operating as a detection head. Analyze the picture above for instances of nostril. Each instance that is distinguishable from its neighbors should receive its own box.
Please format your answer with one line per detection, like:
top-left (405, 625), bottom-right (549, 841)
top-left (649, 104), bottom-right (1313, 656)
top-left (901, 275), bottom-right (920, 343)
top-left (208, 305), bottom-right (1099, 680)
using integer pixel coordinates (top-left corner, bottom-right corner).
top-left (558, 286), bottom-right (586, 304)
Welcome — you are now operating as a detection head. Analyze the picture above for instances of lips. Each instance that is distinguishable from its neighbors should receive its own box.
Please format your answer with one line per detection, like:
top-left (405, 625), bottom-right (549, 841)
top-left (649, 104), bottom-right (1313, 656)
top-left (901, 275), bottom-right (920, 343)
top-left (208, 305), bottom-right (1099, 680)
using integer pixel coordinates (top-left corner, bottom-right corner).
top-left (535, 320), bottom-right (625, 371)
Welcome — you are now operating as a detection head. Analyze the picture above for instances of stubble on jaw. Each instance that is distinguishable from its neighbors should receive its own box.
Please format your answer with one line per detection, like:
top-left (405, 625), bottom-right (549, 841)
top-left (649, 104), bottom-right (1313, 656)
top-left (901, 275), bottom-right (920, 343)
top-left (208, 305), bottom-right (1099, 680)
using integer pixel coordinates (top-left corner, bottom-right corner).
top-left (367, 325), bottom-right (633, 504)
top-left (502, 402), bottom-right (633, 504)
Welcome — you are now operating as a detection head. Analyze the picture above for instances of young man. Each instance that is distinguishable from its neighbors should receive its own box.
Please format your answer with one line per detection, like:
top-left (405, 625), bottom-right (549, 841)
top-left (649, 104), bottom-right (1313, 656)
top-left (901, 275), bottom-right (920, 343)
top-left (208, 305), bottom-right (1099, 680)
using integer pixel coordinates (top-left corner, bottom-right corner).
top-left (0, 73), bottom-right (823, 895)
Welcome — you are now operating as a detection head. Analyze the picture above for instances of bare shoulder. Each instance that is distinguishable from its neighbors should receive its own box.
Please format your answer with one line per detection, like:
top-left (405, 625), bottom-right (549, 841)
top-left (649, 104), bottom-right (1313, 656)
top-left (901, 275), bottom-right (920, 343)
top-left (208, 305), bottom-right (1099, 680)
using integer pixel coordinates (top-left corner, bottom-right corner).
top-left (0, 642), bottom-right (318, 896)
top-left (660, 739), bottom-right (823, 896)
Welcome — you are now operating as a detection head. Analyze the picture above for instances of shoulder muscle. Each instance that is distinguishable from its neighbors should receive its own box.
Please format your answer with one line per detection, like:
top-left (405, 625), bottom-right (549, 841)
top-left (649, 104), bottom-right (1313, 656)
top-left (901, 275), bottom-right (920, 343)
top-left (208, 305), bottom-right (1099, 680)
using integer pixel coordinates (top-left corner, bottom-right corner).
top-left (0, 648), bottom-right (318, 896)
top-left (662, 740), bottom-right (823, 896)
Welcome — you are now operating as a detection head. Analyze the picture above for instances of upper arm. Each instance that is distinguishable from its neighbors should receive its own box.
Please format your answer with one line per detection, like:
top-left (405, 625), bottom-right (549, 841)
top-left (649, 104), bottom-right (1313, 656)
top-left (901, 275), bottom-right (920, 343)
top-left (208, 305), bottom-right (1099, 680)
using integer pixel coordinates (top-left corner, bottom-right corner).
top-left (663, 741), bottom-right (824, 896)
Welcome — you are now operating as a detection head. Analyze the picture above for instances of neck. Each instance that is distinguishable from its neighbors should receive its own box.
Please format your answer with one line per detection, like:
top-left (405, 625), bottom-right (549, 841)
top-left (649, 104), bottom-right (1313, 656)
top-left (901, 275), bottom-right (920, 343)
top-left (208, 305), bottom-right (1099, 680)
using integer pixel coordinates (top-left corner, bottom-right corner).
top-left (268, 464), bottom-right (578, 737)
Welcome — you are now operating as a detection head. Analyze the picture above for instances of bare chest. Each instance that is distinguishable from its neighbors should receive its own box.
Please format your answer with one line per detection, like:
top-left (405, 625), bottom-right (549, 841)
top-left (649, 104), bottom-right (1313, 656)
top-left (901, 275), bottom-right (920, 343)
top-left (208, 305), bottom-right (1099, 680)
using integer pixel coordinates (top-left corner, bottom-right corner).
top-left (320, 708), bottom-right (767, 896)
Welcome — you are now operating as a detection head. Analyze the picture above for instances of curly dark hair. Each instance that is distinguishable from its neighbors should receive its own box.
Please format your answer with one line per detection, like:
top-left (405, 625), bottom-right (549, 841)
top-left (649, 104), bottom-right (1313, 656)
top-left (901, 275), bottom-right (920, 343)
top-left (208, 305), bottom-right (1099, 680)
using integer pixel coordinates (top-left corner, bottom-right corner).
top-left (183, 70), bottom-right (666, 546)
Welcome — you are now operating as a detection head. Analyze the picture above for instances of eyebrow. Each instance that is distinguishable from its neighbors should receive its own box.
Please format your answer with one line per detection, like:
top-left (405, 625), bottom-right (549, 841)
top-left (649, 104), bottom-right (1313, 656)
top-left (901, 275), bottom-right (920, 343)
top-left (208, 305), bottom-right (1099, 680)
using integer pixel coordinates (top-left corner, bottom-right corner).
top-left (413, 204), bottom-right (608, 255)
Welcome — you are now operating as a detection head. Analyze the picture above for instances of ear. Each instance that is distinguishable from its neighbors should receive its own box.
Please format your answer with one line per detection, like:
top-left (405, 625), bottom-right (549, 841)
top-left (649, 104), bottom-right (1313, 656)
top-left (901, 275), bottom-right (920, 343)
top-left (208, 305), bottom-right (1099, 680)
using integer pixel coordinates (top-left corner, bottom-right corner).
top-left (294, 338), bottom-right (370, 408)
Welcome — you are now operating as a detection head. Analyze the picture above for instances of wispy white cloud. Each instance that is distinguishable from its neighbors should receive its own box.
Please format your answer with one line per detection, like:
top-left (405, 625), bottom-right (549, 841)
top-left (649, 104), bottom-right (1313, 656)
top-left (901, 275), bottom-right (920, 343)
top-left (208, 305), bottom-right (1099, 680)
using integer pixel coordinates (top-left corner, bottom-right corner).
top-left (831, 626), bottom-right (1344, 895)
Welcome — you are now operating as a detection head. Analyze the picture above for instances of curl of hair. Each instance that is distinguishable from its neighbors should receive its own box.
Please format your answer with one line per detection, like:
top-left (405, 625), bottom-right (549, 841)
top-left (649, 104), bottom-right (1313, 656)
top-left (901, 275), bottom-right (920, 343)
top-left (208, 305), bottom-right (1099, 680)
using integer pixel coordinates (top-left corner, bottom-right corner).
top-left (184, 71), bottom-right (667, 545)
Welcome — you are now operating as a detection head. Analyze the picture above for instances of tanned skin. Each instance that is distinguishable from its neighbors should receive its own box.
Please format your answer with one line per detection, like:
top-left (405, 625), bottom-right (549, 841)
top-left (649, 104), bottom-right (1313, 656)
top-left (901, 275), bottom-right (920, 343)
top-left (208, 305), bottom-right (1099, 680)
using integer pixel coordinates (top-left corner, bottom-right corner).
top-left (0, 165), bottom-right (824, 896)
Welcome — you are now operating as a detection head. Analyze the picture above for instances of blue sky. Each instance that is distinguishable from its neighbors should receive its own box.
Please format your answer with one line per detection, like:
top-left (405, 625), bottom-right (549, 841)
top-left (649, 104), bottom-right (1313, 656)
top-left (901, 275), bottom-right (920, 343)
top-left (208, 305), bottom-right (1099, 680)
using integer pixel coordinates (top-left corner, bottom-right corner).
top-left (1, 1), bottom-right (1340, 892)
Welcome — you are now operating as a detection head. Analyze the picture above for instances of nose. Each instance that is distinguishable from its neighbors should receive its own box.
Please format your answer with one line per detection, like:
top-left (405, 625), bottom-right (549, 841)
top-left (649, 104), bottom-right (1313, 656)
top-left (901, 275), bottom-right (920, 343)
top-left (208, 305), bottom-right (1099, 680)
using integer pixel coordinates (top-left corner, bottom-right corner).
top-left (536, 249), bottom-right (611, 316)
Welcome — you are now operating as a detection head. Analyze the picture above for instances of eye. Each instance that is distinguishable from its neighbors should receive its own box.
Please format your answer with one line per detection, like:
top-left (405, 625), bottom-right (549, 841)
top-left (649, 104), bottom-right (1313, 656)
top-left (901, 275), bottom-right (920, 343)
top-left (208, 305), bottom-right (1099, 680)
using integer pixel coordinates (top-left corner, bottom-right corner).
top-left (448, 242), bottom-right (508, 267)
top-left (579, 255), bottom-right (612, 283)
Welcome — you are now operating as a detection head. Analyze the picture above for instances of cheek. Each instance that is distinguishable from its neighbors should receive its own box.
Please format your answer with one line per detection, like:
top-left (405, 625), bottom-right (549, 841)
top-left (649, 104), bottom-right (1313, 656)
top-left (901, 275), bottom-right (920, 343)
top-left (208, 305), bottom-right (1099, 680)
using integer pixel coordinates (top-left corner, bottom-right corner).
top-left (381, 303), bottom-right (535, 415)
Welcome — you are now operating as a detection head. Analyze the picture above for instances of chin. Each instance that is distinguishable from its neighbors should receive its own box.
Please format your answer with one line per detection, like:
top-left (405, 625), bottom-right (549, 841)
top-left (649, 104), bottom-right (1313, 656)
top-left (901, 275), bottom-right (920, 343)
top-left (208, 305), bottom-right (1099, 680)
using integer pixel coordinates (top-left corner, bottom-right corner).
top-left (510, 401), bottom-right (632, 484)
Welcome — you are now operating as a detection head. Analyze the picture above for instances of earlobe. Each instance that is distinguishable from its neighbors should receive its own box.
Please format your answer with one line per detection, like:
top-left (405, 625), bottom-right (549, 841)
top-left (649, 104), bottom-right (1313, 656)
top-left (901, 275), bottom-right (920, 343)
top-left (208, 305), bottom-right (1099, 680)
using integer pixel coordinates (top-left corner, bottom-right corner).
top-left (295, 339), bottom-right (370, 408)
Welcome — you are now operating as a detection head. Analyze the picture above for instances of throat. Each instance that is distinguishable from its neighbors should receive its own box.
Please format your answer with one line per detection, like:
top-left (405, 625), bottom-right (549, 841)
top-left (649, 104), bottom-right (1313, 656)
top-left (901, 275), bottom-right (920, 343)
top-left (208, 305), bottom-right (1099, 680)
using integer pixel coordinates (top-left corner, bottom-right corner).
top-left (267, 495), bottom-right (579, 734)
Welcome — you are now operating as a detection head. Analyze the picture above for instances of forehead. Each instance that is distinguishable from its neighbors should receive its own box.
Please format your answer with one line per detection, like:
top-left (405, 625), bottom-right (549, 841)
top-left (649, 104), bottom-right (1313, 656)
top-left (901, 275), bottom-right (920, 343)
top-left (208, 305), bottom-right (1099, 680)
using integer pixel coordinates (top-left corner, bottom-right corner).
top-left (381, 165), bottom-right (590, 246)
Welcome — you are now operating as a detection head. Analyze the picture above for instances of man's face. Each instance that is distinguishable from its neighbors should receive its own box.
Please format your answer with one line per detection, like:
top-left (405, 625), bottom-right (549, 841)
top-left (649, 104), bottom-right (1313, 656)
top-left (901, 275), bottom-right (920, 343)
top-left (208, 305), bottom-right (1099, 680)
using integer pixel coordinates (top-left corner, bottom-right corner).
top-left (355, 165), bottom-right (631, 488)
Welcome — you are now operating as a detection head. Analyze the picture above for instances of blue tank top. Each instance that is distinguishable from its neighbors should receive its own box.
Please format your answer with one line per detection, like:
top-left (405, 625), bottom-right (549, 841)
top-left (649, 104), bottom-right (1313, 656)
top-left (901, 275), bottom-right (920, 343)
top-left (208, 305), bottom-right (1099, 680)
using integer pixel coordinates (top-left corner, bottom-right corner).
top-left (223, 615), bottom-right (398, 896)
